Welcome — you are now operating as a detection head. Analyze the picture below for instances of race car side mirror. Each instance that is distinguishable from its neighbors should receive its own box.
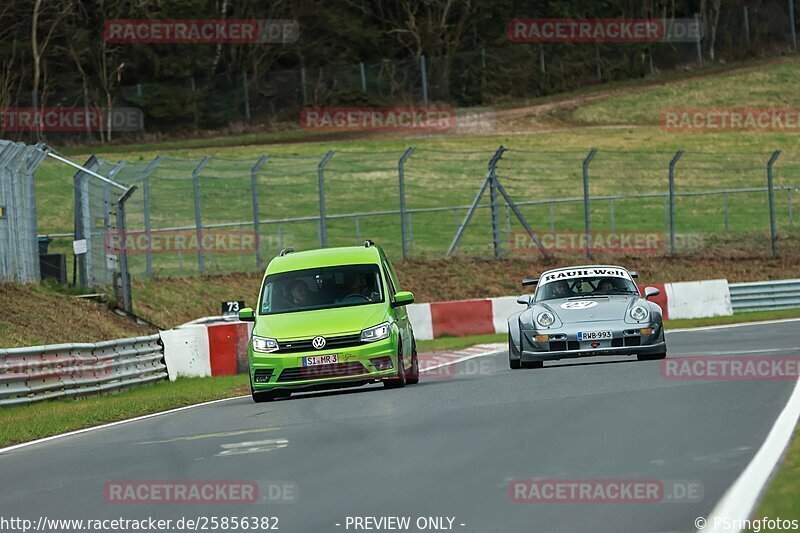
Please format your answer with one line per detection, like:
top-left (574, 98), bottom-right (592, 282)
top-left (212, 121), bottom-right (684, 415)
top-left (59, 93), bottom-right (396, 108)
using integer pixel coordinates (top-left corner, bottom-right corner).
top-left (238, 307), bottom-right (255, 322)
top-left (644, 287), bottom-right (660, 300)
top-left (517, 294), bottom-right (532, 306)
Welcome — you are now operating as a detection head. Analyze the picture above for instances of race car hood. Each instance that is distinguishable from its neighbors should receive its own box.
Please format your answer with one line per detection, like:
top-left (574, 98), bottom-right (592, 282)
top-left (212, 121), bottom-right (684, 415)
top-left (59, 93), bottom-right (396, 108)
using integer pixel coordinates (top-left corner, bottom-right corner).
top-left (542, 295), bottom-right (639, 324)
top-left (254, 303), bottom-right (388, 340)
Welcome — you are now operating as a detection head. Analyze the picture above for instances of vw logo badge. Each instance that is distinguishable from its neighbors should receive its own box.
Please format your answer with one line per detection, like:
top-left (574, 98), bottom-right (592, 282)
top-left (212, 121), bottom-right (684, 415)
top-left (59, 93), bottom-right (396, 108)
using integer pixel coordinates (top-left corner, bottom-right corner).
top-left (312, 336), bottom-right (326, 350)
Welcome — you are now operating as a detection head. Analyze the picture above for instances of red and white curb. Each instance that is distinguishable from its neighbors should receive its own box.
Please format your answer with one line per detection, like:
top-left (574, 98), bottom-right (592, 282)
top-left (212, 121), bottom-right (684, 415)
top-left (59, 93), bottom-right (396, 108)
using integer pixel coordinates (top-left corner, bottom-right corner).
top-left (419, 343), bottom-right (505, 375)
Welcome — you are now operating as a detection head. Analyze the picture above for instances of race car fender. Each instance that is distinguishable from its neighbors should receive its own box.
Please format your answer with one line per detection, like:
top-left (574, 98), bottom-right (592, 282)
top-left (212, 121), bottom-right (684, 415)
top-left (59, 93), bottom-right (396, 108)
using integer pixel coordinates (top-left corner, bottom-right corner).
top-left (507, 311), bottom-right (524, 359)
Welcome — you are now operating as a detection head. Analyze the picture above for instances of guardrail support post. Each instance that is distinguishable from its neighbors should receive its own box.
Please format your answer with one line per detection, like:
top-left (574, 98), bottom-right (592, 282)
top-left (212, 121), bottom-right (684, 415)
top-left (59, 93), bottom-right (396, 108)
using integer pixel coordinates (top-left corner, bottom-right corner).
top-left (115, 185), bottom-right (138, 313)
top-left (192, 156), bottom-right (210, 274)
top-left (142, 156), bottom-right (163, 279)
top-left (317, 151), bottom-right (335, 247)
top-left (669, 150), bottom-right (684, 255)
top-left (582, 148), bottom-right (598, 258)
top-left (398, 147), bottom-right (415, 260)
top-left (251, 155), bottom-right (269, 268)
top-left (767, 150), bottom-right (781, 258)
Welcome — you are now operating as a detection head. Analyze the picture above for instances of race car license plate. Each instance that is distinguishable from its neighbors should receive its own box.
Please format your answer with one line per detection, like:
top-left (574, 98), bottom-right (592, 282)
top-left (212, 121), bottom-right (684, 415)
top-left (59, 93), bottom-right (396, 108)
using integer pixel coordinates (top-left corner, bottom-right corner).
top-left (303, 354), bottom-right (339, 367)
top-left (578, 330), bottom-right (612, 341)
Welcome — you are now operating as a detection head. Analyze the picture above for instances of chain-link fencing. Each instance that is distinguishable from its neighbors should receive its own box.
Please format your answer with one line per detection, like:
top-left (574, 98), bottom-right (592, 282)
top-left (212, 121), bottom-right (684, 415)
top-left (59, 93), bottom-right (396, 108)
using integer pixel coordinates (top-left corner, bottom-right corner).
top-left (0, 141), bottom-right (46, 283)
top-left (23, 146), bottom-right (794, 287)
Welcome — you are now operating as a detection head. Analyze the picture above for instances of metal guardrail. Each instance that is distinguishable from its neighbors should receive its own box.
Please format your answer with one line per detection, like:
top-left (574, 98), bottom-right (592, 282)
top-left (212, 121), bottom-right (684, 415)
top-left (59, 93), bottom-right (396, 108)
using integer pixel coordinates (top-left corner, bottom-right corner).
top-left (729, 279), bottom-right (800, 313)
top-left (0, 334), bottom-right (167, 407)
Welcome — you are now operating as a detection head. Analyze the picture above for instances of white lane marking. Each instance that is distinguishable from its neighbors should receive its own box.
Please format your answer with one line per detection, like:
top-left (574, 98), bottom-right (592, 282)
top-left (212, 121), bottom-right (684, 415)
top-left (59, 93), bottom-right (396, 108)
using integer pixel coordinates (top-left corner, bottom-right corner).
top-left (420, 345), bottom-right (504, 373)
top-left (139, 427), bottom-right (280, 445)
top-left (678, 347), bottom-right (800, 356)
top-left (700, 376), bottom-right (800, 532)
top-left (0, 346), bottom-right (503, 455)
top-left (668, 317), bottom-right (800, 334)
top-left (217, 439), bottom-right (289, 456)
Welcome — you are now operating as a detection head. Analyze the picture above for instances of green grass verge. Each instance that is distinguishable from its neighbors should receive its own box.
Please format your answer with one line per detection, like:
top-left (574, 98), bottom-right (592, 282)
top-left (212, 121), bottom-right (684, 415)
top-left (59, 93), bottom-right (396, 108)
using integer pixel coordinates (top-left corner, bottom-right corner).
top-left (754, 426), bottom-right (800, 521)
top-left (0, 375), bottom-right (248, 448)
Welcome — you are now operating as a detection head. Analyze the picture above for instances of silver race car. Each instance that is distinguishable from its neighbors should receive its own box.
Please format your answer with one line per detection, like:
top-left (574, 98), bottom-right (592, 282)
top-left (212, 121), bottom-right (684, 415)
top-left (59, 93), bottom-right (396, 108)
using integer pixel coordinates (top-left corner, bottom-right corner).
top-left (508, 265), bottom-right (667, 369)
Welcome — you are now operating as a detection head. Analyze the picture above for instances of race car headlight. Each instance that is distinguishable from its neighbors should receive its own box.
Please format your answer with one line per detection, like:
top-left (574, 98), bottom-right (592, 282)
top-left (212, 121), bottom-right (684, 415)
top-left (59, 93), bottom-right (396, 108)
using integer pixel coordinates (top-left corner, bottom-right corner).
top-left (536, 312), bottom-right (555, 328)
top-left (252, 336), bottom-right (279, 353)
top-left (361, 322), bottom-right (391, 342)
top-left (630, 306), bottom-right (649, 321)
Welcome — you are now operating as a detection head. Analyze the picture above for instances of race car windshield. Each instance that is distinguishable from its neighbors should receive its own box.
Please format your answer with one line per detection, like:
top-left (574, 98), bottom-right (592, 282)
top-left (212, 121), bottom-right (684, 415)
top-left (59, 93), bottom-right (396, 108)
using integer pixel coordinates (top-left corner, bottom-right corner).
top-left (259, 264), bottom-right (384, 315)
top-left (536, 276), bottom-right (639, 301)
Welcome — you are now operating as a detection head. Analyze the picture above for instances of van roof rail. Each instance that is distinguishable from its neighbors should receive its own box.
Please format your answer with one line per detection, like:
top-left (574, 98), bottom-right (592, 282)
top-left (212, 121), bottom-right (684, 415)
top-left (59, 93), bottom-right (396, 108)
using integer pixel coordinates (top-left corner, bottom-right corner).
top-left (364, 240), bottom-right (374, 248)
top-left (279, 247), bottom-right (295, 257)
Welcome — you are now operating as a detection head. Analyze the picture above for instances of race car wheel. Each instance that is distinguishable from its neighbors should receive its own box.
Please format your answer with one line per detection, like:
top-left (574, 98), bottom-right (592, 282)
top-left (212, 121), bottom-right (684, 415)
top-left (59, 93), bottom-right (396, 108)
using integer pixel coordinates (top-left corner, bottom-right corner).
top-left (406, 342), bottom-right (420, 385)
top-left (384, 346), bottom-right (407, 389)
top-left (637, 351), bottom-right (667, 361)
top-left (522, 360), bottom-right (544, 369)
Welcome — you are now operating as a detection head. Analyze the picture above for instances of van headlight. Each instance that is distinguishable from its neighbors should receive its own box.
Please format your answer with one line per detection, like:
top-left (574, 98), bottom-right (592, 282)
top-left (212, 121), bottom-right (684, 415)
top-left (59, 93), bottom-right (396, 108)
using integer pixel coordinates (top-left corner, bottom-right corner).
top-left (536, 312), bottom-right (555, 328)
top-left (252, 336), bottom-right (279, 353)
top-left (361, 322), bottom-right (391, 342)
top-left (630, 306), bottom-right (649, 321)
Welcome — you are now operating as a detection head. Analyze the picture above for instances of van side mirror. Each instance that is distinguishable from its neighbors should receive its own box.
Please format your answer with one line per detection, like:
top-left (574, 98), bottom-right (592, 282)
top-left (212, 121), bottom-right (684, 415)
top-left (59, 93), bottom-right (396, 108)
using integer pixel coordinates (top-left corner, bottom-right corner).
top-left (392, 291), bottom-right (415, 307)
top-left (238, 307), bottom-right (255, 322)
top-left (517, 294), bottom-right (532, 306)
top-left (644, 287), bottom-right (660, 300)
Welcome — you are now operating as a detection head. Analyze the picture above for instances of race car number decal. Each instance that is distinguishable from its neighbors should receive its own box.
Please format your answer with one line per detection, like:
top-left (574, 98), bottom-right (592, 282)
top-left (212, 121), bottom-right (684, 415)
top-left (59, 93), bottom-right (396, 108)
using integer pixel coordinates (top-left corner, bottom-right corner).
top-left (560, 301), bottom-right (598, 310)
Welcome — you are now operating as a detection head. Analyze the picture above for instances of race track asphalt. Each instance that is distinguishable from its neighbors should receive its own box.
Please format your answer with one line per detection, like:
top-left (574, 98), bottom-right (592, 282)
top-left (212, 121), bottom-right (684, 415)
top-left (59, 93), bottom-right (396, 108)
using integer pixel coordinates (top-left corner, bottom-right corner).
top-left (1, 321), bottom-right (798, 533)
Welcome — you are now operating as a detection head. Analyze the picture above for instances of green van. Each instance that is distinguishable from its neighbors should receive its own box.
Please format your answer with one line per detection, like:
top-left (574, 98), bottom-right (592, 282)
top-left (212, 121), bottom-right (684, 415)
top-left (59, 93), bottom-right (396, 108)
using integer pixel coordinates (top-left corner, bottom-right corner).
top-left (238, 241), bottom-right (418, 402)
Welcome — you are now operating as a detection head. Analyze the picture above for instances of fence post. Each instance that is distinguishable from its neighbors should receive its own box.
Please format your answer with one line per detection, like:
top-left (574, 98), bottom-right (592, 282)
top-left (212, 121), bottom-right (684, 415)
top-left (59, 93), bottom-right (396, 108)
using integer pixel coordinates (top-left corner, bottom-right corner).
top-left (743, 5), bottom-right (750, 49)
top-left (115, 185), bottom-right (137, 313)
top-left (490, 162), bottom-right (501, 259)
top-left (359, 62), bottom-right (367, 93)
top-left (398, 147), bottom-right (415, 260)
top-left (251, 155), bottom-right (268, 268)
top-left (723, 192), bottom-right (728, 231)
top-left (767, 150), bottom-right (781, 257)
top-left (669, 150), bottom-right (684, 255)
top-left (582, 148), bottom-right (598, 258)
top-left (242, 71), bottom-right (252, 121)
top-left (695, 13), bottom-right (703, 66)
top-left (141, 155), bottom-right (163, 279)
top-left (192, 156), bottom-right (210, 274)
top-left (300, 66), bottom-right (308, 107)
top-left (420, 55), bottom-right (429, 108)
top-left (317, 151), bottom-right (335, 247)
top-left (790, 0), bottom-right (798, 50)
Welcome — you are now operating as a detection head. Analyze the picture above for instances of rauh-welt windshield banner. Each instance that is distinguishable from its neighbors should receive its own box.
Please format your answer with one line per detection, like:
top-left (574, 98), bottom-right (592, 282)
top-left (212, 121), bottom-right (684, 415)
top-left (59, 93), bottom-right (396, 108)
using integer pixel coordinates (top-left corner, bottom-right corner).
top-left (539, 267), bottom-right (632, 285)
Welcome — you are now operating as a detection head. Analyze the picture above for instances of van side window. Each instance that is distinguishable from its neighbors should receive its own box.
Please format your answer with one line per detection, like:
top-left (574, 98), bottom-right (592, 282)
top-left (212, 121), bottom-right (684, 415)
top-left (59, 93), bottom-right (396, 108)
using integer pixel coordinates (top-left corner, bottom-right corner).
top-left (382, 264), bottom-right (397, 298)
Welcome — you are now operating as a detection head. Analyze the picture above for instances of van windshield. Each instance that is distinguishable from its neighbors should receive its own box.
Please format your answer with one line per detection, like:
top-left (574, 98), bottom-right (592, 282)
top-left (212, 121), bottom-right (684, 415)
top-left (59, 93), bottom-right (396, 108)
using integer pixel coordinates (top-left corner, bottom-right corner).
top-left (259, 264), bottom-right (384, 315)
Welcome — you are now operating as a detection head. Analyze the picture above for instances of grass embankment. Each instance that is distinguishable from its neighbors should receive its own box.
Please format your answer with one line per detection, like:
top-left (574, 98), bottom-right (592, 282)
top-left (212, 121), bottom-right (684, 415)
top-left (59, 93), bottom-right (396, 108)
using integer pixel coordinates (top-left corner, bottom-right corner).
top-left (0, 375), bottom-right (248, 448)
top-left (33, 55), bottom-right (800, 274)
